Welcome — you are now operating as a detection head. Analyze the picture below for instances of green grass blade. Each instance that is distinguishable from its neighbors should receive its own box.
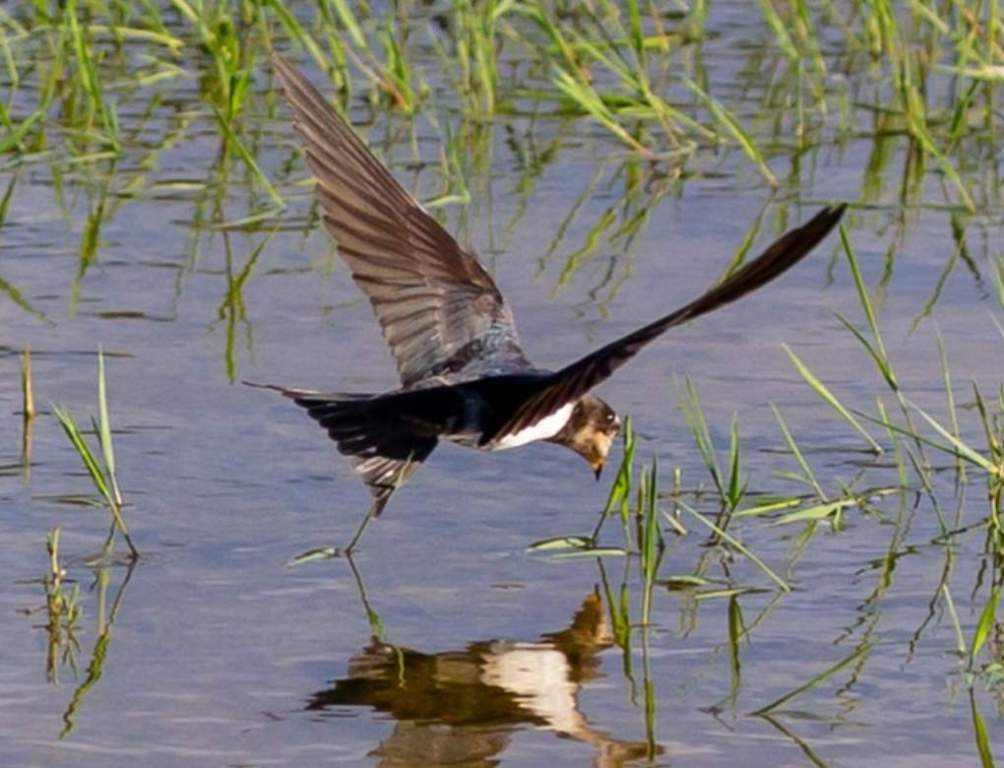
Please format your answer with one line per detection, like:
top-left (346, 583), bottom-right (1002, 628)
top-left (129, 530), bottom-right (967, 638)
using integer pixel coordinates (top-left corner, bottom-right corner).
top-left (970, 586), bottom-right (1000, 661)
top-left (942, 584), bottom-right (967, 656)
top-left (679, 377), bottom-right (726, 499)
top-left (286, 547), bottom-right (340, 566)
top-left (727, 413), bottom-right (743, 509)
top-left (840, 225), bottom-right (898, 390)
top-left (783, 344), bottom-right (882, 453)
top-left (52, 404), bottom-right (112, 505)
top-left (213, 107), bottom-right (284, 209)
top-left (96, 348), bottom-right (121, 506)
top-left (752, 642), bottom-right (871, 715)
top-left (553, 547), bottom-right (628, 559)
top-left (732, 496), bottom-right (802, 518)
top-left (640, 458), bottom-right (661, 624)
top-left (971, 690), bottom-right (997, 768)
top-left (936, 327), bottom-right (966, 479)
top-left (0, 108), bottom-right (43, 153)
top-left (553, 68), bottom-right (651, 155)
top-left (593, 416), bottom-right (636, 543)
top-left (834, 314), bottom-right (897, 391)
top-left (677, 501), bottom-right (790, 592)
top-left (907, 398), bottom-right (1000, 477)
top-left (684, 77), bottom-right (777, 186)
top-left (528, 535), bottom-right (594, 551)
top-left (770, 404), bottom-right (825, 497)
top-left (771, 498), bottom-right (857, 526)
top-left (0, 272), bottom-right (48, 323)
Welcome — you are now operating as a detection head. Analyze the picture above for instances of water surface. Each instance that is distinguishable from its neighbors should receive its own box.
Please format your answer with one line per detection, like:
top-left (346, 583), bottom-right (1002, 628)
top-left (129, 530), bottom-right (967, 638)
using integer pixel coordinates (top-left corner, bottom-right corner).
top-left (2, 3), bottom-right (1002, 766)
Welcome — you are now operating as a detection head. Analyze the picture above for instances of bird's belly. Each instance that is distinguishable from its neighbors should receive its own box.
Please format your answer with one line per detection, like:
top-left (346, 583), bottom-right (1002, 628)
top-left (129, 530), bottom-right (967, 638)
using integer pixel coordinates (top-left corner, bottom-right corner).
top-left (491, 403), bottom-right (574, 451)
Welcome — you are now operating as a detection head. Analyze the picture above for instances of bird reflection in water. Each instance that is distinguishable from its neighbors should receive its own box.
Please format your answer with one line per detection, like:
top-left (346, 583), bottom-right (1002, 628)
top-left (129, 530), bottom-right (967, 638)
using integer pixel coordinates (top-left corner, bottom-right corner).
top-left (306, 577), bottom-right (657, 767)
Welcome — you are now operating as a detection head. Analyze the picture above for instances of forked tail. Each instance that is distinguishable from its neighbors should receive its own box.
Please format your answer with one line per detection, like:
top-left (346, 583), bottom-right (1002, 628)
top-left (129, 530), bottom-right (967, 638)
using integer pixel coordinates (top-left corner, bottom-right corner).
top-left (244, 382), bottom-right (438, 514)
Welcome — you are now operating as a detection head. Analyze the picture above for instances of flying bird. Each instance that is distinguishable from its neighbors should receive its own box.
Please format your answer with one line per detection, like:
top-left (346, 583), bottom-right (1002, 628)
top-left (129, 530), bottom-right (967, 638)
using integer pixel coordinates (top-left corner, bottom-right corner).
top-left (252, 53), bottom-right (846, 551)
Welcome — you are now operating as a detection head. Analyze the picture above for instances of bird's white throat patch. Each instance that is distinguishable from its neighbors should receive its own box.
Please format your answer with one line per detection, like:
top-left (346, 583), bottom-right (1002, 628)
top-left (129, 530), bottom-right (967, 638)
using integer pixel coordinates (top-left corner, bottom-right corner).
top-left (493, 403), bottom-right (574, 450)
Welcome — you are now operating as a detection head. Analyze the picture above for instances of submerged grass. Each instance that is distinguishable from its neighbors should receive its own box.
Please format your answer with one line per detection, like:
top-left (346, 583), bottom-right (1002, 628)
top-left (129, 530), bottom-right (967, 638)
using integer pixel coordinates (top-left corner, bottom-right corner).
top-left (3, 1), bottom-right (1001, 207)
top-left (2, 0), bottom-right (1003, 348)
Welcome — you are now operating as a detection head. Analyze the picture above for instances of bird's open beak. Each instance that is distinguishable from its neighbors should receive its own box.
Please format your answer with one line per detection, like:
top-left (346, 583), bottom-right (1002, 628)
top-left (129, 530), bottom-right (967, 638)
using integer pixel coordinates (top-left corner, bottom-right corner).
top-left (592, 461), bottom-right (604, 481)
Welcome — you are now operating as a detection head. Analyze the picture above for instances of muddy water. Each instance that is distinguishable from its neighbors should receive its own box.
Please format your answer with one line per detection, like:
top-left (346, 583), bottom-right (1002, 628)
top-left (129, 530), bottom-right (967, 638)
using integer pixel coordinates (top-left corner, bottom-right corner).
top-left (2, 7), bottom-right (1002, 768)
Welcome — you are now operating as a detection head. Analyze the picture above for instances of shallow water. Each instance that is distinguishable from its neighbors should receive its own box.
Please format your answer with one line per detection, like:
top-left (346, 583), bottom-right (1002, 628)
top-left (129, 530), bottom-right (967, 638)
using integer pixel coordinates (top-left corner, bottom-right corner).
top-left (2, 3), bottom-right (1003, 766)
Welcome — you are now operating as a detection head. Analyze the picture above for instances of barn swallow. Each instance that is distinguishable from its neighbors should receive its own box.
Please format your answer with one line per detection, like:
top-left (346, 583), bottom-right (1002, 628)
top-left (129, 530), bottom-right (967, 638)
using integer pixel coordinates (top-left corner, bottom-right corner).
top-left (251, 54), bottom-right (845, 551)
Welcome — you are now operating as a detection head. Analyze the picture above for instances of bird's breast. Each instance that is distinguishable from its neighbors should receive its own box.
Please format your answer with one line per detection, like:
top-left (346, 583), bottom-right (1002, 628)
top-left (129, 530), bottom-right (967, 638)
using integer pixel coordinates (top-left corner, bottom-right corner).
top-left (490, 403), bottom-right (575, 451)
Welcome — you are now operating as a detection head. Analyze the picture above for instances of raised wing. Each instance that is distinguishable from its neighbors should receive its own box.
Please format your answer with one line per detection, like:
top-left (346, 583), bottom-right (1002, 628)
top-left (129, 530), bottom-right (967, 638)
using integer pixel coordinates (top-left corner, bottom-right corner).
top-left (273, 54), bottom-right (522, 386)
top-left (491, 204), bottom-right (847, 441)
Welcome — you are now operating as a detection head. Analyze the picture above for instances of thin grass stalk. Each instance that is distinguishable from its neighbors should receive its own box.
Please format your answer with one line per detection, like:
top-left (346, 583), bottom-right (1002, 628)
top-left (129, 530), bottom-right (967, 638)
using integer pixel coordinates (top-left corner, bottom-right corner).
top-left (770, 403), bottom-right (825, 498)
top-left (679, 376), bottom-right (726, 501)
top-left (677, 501), bottom-right (790, 592)
top-left (726, 413), bottom-right (744, 511)
top-left (970, 584), bottom-right (1000, 670)
top-left (839, 225), bottom-right (895, 389)
top-left (213, 107), bottom-right (284, 210)
top-left (783, 344), bottom-right (882, 453)
top-left (936, 327), bottom-right (966, 482)
top-left (65, 0), bottom-right (121, 151)
top-left (839, 226), bottom-right (940, 474)
top-left (683, 77), bottom-right (778, 186)
top-left (639, 458), bottom-right (662, 625)
top-left (96, 348), bottom-right (121, 507)
top-left (21, 343), bottom-right (34, 419)
top-left (751, 641), bottom-right (871, 715)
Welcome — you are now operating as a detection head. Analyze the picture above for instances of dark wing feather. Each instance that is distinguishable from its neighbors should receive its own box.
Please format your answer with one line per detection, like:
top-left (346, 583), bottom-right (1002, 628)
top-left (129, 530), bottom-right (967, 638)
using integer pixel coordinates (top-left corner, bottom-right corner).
top-left (491, 204), bottom-right (847, 442)
top-left (246, 382), bottom-right (439, 514)
top-left (273, 54), bottom-right (522, 386)
top-left (297, 394), bottom-right (437, 515)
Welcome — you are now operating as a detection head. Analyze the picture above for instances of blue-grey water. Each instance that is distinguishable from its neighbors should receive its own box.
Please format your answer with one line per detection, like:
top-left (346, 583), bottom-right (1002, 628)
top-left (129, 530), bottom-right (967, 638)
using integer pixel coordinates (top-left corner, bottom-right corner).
top-left (2, 3), bottom-right (1002, 765)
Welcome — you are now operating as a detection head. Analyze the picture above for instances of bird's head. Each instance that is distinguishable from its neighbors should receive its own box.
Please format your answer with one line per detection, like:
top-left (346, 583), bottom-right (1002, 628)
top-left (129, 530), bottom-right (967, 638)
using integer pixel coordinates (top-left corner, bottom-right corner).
top-left (548, 394), bottom-right (621, 480)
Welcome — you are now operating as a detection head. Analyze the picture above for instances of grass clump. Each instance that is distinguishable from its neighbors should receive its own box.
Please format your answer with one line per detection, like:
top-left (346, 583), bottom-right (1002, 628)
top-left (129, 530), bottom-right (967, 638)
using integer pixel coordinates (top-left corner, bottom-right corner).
top-left (52, 348), bottom-right (137, 561)
top-left (41, 527), bottom-right (82, 686)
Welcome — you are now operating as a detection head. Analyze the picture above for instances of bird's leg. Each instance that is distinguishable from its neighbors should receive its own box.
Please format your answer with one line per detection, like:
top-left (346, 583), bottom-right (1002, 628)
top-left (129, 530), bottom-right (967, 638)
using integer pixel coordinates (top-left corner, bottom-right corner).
top-left (345, 552), bottom-right (391, 641)
top-left (286, 493), bottom-right (392, 565)
top-left (343, 457), bottom-right (412, 553)
top-left (344, 494), bottom-right (391, 554)
top-left (344, 507), bottom-right (376, 554)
